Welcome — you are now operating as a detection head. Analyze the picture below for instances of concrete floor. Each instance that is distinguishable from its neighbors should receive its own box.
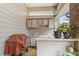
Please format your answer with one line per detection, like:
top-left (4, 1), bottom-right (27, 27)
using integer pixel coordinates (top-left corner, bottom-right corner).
top-left (22, 47), bottom-right (37, 56)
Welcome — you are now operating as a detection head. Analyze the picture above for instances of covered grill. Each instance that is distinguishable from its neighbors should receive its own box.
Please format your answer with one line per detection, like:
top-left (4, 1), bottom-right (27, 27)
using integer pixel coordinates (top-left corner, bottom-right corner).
top-left (4, 34), bottom-right (31, 56)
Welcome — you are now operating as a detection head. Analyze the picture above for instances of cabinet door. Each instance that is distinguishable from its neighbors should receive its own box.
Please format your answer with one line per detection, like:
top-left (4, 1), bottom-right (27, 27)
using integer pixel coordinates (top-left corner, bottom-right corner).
top-left (27, 20), bottom-right (32, 28)
top-left (32, 20), bottom-right (38, 28)
top-left (42, 19), bottom-right (48, 25)
top-left (38, 20), bottom-right (43, 25)
top-left (49, 19), bottom-right (54, 28)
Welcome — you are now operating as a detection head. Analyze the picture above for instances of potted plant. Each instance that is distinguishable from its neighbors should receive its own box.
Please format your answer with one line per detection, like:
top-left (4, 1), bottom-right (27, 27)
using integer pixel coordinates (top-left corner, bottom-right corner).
top-left (57, 23), bottom-right (71, 38)
top-left (54, 30), bottom-right (61, 38)
top-left (54, 23), bottom-right (71, 38)
top-left (54, 24), bottom-right (64, 38)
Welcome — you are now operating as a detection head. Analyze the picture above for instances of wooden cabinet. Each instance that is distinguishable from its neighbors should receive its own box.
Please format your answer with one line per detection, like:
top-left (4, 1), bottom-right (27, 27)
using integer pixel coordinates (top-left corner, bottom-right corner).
top-left (32, 20), bottom-right (38, 28)
top-left (27, 19), bottom-right (38, 28)
top-left (27, 19), bottom-right (54, 28)
top-left (38, 19), bottom-right (48, 26)
top-left (27, 20), bottom-right (32, 28)
top-left (42, 19), bottom-right (48, 25)
top-left (38, 20), bottom-right (43, 26)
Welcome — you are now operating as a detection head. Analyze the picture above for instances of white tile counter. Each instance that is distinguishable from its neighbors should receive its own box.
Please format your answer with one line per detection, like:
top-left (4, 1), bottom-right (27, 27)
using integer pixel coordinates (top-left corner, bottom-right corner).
top-left (36, 37), bottom-right (76, 56)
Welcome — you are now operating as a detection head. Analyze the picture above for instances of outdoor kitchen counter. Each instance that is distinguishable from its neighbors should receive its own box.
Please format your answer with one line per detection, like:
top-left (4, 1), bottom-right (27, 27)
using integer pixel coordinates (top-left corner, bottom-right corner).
top-left (36, 37), bottom-right (76, 56)
top-left (36, 37), bottom-right (76, 41)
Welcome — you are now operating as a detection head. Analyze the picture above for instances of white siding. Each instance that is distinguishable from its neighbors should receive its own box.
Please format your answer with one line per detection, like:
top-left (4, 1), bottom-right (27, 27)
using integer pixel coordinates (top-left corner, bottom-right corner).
top-left (29, 7), bottom-right (56, 16)
top-left (0, 3), bottom-right (29, 55)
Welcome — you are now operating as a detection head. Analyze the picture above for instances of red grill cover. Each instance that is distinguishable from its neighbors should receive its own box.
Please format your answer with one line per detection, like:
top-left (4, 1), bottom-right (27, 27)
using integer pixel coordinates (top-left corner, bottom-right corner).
top-left (4, 34), bottom-right (31, 56)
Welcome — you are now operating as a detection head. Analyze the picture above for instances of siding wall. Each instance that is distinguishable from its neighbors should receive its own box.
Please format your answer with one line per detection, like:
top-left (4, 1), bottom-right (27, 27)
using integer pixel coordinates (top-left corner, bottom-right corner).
top-left (0, 3), bottom-right (29, 55)
top-left (28, 7), bottom-right (56, 16)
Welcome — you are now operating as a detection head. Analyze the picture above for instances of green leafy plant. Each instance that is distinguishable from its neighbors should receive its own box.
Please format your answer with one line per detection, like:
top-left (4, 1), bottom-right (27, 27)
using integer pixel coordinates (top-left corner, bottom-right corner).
top-left (58, 23), bottom-right (71, 32)
top-left (74, 51), bottom-right (79, 56)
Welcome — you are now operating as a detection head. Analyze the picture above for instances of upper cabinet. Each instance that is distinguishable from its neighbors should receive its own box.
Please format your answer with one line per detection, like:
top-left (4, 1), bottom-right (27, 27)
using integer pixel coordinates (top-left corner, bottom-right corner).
top-left (27, 19), bottom-right (49, 28)
top-left (38, 19), bottom-right (48, 26)
top-left (27, 20), bottom-right (32, 28)
top-left (26, 19), bottom-right (38, 28)
top-left (32, 20), bottom-right (38, 28)
top-left (26, 15), bottom-right (54, 28)
top-left (42, 19), bottom-right (48, 26)
top-left (38, 20), bottom-right (43, 26)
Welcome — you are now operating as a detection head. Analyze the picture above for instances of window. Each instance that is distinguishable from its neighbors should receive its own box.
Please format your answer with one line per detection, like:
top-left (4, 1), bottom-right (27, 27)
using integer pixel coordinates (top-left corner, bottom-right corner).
top-left (59, 12), bottom-right (70, 25)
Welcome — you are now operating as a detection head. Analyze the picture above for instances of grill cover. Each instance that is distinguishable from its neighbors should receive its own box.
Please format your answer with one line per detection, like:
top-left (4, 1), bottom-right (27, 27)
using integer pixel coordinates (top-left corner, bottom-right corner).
top-left (4, 34), bottom-right (31, 56)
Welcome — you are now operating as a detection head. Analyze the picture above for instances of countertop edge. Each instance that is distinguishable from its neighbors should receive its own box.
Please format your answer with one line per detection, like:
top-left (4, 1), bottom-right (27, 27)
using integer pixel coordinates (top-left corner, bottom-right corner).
top-left (36, 38), bottom-right (77, 41)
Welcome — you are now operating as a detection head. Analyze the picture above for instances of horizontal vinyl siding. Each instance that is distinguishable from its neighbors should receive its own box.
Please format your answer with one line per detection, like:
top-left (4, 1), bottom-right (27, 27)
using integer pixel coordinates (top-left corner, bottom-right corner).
top-left (29, 7), bottom-right (56, 16)
top-left (0, 3), bottom-right (29, 55)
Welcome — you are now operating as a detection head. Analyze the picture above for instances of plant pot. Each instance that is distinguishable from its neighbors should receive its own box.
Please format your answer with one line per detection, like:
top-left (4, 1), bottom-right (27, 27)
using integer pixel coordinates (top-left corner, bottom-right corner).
top-left (54, 30), bottom-right (61, 38)
top-left (63, 32), bottom-right (71, 39)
